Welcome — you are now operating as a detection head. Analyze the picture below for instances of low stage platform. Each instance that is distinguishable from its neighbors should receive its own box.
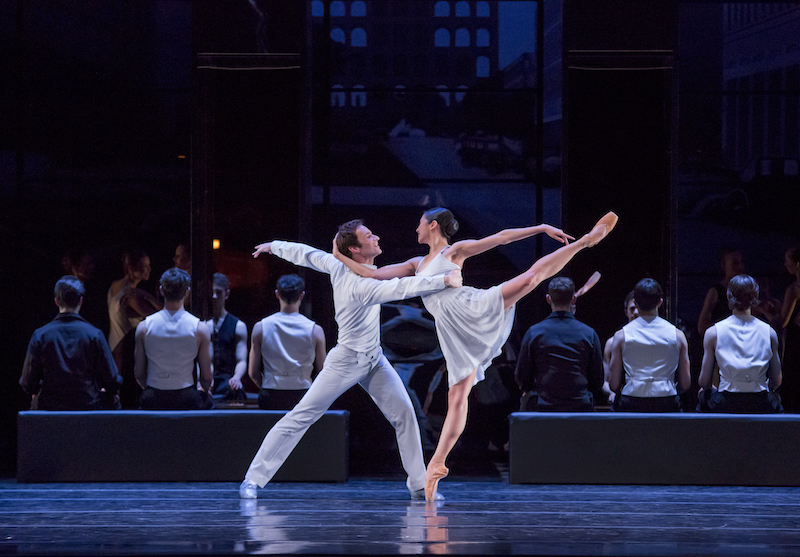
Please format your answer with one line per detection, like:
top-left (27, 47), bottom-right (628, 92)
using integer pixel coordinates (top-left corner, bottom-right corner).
top-left (2, 477), bottom-right (800, 557)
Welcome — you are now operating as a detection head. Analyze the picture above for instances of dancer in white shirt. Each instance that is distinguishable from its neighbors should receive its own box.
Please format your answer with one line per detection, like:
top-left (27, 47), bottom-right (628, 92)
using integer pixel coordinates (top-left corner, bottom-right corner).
top-left (333, 208), bottom-right (617, 500)
top-left (239, 219), bottom-right (462, 500)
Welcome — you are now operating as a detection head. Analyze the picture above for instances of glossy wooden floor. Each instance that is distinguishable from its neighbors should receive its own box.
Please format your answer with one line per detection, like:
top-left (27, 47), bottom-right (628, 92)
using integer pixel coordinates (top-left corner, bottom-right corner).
top-left (3, 477), bottom-right (800, 557)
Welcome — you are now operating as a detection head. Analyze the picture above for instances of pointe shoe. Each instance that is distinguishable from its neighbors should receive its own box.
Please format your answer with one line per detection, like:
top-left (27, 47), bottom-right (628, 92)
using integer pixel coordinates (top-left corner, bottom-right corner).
top-left (411, 488), bottom-right (445, 501)
top-left (424, 464), bottom-right (449, 503)
top-left (583, 211), bottom-right (618, 247)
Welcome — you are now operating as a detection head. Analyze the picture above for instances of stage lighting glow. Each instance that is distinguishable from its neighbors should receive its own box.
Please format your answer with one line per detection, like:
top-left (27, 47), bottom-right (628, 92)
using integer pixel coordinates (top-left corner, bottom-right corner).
top-left (212, 239), bottom-right (221, 250)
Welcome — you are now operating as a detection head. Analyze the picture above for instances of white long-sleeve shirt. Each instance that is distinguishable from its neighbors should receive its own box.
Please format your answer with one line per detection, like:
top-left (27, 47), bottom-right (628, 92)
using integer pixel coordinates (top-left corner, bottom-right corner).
top-left (270, 241), bottom-right (447, 353)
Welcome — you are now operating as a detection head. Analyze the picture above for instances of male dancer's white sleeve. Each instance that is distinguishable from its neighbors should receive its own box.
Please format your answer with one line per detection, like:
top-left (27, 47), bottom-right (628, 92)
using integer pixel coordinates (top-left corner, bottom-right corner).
top-left (270, 241), bottom-right (338, 275)
top-left (351, 274), bottom-right (446, 306)
top-left (270, 240), bottom-right (447, 303)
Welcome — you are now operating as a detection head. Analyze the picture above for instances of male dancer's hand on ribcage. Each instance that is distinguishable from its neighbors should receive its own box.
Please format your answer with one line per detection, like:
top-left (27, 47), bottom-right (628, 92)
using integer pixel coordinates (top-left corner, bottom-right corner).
top-left (445, 270), bottom-right (463, 288)
top-left (252, 242), bottom-right (272, 258)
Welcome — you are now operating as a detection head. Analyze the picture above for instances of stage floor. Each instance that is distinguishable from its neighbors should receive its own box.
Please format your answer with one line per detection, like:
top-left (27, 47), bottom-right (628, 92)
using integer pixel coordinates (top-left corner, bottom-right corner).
top-left (2, 478), bottom-right (800, 557)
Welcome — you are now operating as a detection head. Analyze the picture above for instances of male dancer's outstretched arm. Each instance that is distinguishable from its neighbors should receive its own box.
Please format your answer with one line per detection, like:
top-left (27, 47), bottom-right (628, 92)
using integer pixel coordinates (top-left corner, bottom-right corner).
top-left (255, 240), bottom-right (461, 290)
top-left (253, 241), bottom-right (337, 275)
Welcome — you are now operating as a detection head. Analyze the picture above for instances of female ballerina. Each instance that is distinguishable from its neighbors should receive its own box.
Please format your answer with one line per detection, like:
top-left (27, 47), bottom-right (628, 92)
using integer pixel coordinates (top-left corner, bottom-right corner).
top-left (780, 247), bottom-right (800, 412)
top-left (333, 208), bottom-right (618, 501)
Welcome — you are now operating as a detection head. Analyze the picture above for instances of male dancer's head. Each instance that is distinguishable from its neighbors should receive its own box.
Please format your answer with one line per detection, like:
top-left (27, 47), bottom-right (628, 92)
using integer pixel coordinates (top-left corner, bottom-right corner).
top-left (275, 274), bottom-right (305, 313)
top-left (623, 290), bottom-right (639, 322)
top-left (727, 274), bottom-right (760, 313)
top-left (160, 267), bottom-right (191, 308)
top-left (336, 219), bottom-right (382, 264)
top-left (54, 275), bottom-right (85, 313)
top-left (633, 278), bottom-right (662, 315)
top-left (211, 273), bottom-right (231, 319)
top-left (546, 277), bottom-right (576, 312)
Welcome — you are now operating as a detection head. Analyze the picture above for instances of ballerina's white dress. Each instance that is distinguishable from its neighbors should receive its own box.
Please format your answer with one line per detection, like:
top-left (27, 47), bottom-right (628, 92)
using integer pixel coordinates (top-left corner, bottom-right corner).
top-left (416, 250), bottom-right (515, 387)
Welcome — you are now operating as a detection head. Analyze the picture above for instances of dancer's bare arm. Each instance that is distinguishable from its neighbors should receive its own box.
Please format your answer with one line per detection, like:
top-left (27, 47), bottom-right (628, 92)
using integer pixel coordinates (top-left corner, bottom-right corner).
top-left (134, 321), bottom-right (148, 389)
top-left (228, 320), bottom-right (249, 390)
top-left (331, 236), bottom-right (421, 280)
top-left (312, 325), bottom-right (327, 374)
top-left (608, 330), bottom-right (625, 392)
top-left (602, 337), bottom-right (616, 403)
top-left (125, 288), bottom-right (162, 319)
top-left (698, 326), bottom-right (717, 390)
top-left (697, 286), bottom-right (718, 334)
top-left (676, 330), bottom-right (691, 392)
top-left (445, 224), bottom-right (574, 266)
top-left (781, 282), bottom-right (800, 328)
top-left (248, 322), bottom-right (263, 387)
top-left (196, 322), bottom-right (213, 392)
top-left (768, 327), bottom-right (782, 390)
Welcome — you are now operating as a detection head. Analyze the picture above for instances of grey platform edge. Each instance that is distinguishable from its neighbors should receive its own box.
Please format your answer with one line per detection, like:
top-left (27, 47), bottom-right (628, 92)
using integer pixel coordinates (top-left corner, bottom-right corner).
top-left (17, 410), bottom-right (349, 483)
top-left (509, 412), bottom-right (800, 486)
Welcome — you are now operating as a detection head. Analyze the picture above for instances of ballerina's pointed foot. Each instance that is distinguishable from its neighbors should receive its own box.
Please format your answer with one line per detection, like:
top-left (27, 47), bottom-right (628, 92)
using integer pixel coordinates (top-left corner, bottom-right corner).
top-left (424, 464), bottom-right (449, 502)
top-left (583, 211), bottom-right (618, 247)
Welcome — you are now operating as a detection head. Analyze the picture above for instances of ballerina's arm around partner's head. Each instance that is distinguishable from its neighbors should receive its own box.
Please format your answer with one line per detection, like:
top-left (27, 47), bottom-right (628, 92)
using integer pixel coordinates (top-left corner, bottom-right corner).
top-left (332, 235), bottom-right (422, 280)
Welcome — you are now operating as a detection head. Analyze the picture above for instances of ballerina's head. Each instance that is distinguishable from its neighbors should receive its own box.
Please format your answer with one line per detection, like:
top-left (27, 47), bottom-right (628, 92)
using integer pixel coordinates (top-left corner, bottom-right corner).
top-left (418, 207), bottom-right (459, 245)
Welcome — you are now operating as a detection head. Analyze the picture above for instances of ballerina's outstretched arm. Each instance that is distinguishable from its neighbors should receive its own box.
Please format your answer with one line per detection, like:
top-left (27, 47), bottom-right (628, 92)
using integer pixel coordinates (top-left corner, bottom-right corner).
top-left (332, 236), bottom-right (422, 280)
top-left (445, 224), bottom-right (573, 266)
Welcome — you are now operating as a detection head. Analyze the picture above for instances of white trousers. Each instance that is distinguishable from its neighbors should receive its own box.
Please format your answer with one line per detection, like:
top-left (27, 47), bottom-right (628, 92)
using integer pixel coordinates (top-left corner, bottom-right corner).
top-left (244, 345), bottom-right (426, 492)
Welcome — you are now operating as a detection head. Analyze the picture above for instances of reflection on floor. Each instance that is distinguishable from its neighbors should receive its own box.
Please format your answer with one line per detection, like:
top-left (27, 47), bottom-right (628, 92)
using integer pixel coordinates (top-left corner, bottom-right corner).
top-left (2, 478), bottom-right (800, 557)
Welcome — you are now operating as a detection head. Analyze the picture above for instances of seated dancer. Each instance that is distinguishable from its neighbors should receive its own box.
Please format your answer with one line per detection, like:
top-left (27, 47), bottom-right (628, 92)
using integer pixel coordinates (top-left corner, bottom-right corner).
top-left (204, 273), bottom-right (248, 401)
top-left (239, 220), bottom-right (462, 500)
top-left (134, 268), bottom-right (213, 410)
top-left (697, 274), bottom-right (782, 413)
top-left (608, 278), bottom-right (691, 413)
top-left (107, 250), bottom-right (162, 408)
top-left (333, 207), bottom-right (617, 501)
top-left (249, 273), bottom-right (327, 410)
top-left (515, 277), bottom-right (604, 412)
top-left (601, 290), bottom-right (639, 404)
top-left (20, 276), bottom-right (122, 410)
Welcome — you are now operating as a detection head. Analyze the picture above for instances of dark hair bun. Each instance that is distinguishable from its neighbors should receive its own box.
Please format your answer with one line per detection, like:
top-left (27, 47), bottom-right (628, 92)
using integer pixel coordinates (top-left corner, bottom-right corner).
top-left (446, 219), bottom-right (459, 237)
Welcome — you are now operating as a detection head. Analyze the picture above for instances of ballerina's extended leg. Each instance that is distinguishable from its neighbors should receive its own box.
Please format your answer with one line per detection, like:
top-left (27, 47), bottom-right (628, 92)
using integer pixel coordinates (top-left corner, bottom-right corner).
top-left (424, 212), bottom-right (618, 502)
top-left (500, 211), bottom-right (618, 310)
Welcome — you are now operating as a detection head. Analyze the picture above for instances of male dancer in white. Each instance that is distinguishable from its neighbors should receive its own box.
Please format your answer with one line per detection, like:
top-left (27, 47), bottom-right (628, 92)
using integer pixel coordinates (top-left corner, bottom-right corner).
top-left (239, 219), bottom-right (462, 499)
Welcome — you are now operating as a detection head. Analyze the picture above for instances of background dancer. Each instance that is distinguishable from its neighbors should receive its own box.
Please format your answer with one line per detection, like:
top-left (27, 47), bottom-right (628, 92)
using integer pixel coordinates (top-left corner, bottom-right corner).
top-left (239, 219), bottom-right (462, 500)
top-left (608, 278), bottom-right (691, 412)
top-left (204, 273), bottom-right (248, 402)
top-left (697, 274), bottom-right (782, 413)
top-left (249, 273), bottom-right (327, 410)
top-left (334, 207), bottom-right (617, 500)
top-left (780, 247), bottom-right (800, 411)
